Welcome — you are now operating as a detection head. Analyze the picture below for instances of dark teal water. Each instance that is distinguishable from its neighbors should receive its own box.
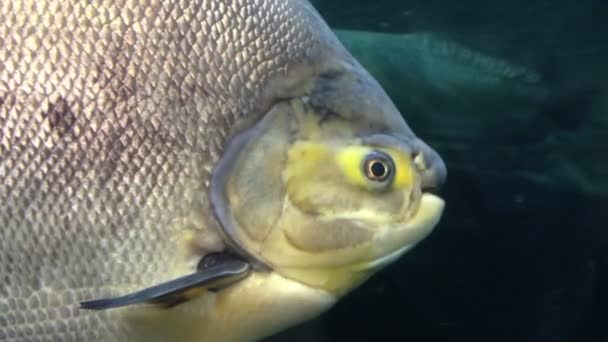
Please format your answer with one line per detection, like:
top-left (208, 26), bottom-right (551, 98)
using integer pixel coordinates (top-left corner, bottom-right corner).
top-left (269, 1), bottom-right (608, 341)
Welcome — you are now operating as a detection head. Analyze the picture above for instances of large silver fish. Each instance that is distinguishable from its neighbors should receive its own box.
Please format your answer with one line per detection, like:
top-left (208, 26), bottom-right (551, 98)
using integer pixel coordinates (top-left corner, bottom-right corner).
top-left (0, 0), bottom-right (446, 341)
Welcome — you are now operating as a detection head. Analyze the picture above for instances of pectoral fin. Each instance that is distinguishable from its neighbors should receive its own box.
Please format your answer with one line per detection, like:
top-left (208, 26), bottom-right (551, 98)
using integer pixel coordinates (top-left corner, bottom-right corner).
top-left (80, 253), bottom-right (251, 310)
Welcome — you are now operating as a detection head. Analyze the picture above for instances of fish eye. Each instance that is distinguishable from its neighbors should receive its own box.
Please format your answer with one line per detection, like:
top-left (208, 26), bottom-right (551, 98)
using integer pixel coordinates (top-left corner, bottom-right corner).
top-left (363, 151), bottom-right (394, 183)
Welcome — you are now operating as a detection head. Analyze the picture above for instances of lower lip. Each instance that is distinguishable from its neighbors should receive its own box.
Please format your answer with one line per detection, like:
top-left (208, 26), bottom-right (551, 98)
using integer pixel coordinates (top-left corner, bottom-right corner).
top-left (364, 243), bottom-right (415, 270)
top-left (357, 193), bottom-right (445, 271)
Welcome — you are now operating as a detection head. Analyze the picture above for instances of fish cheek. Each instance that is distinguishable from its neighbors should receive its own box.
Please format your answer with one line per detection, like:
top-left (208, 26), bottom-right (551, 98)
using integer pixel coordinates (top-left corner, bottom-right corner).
top-left (284, 216), bottom-right (374, 252)
top-left (211, 103), bottom-right (295, 260)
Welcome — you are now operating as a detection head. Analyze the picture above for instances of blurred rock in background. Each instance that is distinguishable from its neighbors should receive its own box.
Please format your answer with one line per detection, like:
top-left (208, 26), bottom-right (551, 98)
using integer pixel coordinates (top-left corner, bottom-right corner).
top-left (270, 1), bottom-right (608, 341)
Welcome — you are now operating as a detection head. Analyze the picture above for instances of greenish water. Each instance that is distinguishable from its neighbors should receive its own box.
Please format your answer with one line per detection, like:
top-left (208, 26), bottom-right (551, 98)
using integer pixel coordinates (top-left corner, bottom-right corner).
top-left (269, 1), bottom-right (608, 341)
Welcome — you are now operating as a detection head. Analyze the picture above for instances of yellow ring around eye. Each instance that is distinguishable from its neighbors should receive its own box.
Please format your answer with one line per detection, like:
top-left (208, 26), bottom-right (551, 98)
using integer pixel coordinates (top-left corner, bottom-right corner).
top-left (336, 146), bottom-right (415, 190)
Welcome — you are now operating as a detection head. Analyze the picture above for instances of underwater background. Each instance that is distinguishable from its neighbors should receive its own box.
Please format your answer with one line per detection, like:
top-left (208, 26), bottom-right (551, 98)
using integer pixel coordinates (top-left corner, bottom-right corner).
top-left (268, 1), bottom-right (608, 341)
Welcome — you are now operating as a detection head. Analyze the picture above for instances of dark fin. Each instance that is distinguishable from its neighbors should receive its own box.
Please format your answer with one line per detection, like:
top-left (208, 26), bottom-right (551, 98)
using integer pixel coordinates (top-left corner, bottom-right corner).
top-left (80, 253), bottom-right (251, 310)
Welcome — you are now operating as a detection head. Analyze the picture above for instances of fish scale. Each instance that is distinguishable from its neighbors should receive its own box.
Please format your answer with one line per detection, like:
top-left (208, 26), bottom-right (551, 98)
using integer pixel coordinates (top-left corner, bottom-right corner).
top-left (0, 0), bottom-right (326, 340)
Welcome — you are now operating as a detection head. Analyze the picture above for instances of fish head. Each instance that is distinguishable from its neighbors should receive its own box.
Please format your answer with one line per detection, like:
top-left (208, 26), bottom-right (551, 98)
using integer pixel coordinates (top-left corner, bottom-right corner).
top-left (211, 59), bottom-right (447, 296)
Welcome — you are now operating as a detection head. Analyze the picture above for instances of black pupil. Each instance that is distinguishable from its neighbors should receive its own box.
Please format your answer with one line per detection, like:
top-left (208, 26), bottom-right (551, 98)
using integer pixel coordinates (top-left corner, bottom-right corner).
top-left (370, 161), bottom-right (387, 178)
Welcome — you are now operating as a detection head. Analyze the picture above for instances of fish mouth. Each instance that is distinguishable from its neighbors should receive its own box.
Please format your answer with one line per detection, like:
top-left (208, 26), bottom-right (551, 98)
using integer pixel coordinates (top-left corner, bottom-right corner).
top-left (393, 137), bottom-right (446, 240)
top-left (362, 192), bottom-right (445, 271)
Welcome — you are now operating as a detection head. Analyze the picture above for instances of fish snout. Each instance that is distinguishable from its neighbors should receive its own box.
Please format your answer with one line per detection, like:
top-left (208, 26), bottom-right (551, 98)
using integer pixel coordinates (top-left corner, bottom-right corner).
top-left (412, 138), bottom-right (447, 193)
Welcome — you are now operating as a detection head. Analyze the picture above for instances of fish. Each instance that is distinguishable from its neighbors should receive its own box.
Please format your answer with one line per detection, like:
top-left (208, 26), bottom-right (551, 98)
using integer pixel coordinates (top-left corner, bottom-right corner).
top-left (334, 29), bottom-right (556, 143)
top-left (334, 30), bottom-right (550, 114)
top-left (334, 29), bottom-right (598, 147)
top-left (0, 0), bottom-right (446, 341)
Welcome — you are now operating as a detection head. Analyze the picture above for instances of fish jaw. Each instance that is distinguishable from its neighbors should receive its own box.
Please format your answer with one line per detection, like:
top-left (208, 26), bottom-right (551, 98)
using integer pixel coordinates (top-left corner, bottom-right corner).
top-left (121, 272), bottom-right (336, 342)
